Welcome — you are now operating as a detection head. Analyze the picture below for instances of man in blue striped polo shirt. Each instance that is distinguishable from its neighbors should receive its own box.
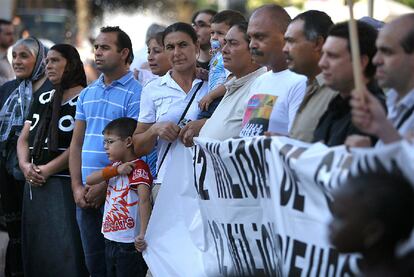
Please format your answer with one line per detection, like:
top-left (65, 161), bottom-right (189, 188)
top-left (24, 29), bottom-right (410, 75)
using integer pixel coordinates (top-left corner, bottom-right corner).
top-left (69, 26), bottom-right (142, 277)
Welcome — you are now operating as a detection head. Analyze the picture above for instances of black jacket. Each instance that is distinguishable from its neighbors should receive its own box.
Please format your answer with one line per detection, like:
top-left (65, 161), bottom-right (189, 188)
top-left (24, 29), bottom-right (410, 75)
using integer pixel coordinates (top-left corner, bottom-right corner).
top-left (312, 81), bottom-right (386, 146)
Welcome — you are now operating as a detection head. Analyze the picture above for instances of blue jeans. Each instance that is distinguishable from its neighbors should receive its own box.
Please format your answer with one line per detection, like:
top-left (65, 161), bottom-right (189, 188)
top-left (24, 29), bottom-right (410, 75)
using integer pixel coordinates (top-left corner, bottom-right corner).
top-left (105, 239), bottom-right (148, 277)
top-left (76, 207), bottom-right (106, 277)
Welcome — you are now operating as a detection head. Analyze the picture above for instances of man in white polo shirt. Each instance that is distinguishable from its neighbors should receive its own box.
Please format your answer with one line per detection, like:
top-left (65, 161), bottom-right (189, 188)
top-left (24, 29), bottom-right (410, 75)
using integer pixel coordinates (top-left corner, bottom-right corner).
top-left (239, 4), bottom-right (306, 137)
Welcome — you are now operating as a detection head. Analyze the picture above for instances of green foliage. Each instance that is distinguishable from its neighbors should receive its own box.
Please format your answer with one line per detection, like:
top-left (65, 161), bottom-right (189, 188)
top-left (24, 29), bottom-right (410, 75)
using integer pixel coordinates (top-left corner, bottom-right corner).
top-left (396, 0), bottom-right (414, 8)
top-left (194, 0), bottom-right (218, 10)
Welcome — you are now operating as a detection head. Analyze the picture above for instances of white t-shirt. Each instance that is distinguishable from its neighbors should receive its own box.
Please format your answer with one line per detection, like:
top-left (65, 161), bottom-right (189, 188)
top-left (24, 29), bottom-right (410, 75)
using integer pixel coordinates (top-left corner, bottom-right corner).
top-left (138, 72), bottom-right (208, 183)
top-left (102, 159), bottom-right (152, 243)
top-left (240, 69), bottom-right (306, 136)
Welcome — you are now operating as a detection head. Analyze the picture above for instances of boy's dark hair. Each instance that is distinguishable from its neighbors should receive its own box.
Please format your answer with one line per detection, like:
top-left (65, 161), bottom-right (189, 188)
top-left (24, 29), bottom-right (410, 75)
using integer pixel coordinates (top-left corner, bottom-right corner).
top-left (191, 9), bottom-right (217, 24)
top-left (232, 22), bottom-right (249, 46)
top-left (103, 117), bottom-right (137, 139)
top-left (163, 22), bottom-right (198, 45)
top-left (100, 26), bottom-right (134, 64)
top-left (292, 10), bottom-right (333, 41)
top-left (328, 21), bottom-right (378, 78)
top-left (211, 10), bottom-right (246, 27)
top-left (346, 171), bottom-right (414, 247)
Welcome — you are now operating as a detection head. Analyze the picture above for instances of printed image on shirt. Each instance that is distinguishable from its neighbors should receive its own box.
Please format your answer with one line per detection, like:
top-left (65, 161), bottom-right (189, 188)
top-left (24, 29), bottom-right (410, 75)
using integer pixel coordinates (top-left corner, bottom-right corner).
top-left (103, 184), bottom-right (138, 233)
top-left (240, 94), bottom-right (277, 137)
top-left (102, 159), bottom-right (152, 242)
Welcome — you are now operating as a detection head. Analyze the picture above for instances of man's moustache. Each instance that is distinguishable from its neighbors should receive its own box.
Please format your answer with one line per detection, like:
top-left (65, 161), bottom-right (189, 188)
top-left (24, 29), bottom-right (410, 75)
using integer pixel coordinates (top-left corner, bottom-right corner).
top-left (250, 49), bottom-right (264, 56)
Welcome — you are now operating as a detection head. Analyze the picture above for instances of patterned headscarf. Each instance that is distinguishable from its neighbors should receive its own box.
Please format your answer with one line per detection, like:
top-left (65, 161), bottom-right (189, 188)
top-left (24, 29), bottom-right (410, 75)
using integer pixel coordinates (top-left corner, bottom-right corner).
top-left (0, 37), bottom-right (47, 142)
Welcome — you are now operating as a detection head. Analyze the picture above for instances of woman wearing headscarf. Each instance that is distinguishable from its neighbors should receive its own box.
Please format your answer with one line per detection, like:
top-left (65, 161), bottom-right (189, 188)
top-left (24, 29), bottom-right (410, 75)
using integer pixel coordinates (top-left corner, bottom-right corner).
top-left (17, 44), bottom-right (88, 276)
top-left (0, 36), bottom-right (50, 277)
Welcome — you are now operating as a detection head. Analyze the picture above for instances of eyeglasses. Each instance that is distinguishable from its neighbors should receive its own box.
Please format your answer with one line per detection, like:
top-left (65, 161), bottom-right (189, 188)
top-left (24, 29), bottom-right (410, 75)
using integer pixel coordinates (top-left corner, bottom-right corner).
top-left (192, 21), bottom-right (211, 29)
top-left (103, 138), bottom-right (122, 146)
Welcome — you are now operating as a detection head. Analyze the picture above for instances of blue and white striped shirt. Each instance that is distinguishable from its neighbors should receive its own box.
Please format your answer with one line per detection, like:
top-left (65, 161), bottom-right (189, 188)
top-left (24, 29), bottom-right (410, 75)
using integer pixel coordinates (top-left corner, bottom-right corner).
top-left (75, 71), bottom-right (155, 184)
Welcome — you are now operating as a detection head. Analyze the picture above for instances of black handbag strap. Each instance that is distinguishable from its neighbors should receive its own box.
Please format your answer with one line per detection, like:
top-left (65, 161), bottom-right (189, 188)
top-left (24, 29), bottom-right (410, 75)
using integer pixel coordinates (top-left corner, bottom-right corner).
top-left (156, 81), bottom-right (204, 176)
top-left (395, 104), bottom-right (414, 130)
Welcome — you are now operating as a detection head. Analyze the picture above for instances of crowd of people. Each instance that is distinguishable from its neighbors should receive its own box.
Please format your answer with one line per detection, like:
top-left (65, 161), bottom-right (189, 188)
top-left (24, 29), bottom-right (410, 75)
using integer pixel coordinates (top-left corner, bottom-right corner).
top-left (0, 4), bottom-right (413, 277)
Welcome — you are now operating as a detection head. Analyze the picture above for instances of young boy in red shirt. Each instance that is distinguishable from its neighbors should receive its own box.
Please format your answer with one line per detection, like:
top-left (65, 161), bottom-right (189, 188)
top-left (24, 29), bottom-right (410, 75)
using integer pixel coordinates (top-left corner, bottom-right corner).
top-left (87, 117), bottom-right (152, 276)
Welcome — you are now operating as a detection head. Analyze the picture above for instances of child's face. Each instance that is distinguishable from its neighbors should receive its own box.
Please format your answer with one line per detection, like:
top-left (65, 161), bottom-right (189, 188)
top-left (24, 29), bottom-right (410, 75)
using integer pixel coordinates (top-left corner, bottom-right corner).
top-left (329, 187), bottom-right (367, 253)
top-left (211, 22), bottom-right (231, 51)
top-left (103, 132), bottom-right (130, 162)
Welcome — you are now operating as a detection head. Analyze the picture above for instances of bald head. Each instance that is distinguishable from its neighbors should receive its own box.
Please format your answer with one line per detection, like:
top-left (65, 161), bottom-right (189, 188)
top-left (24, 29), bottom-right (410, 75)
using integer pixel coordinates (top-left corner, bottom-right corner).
top-left (373, 13), bottom-right (414, 96)
top-left (386, 13), bottom-right (414, 54)
top-left (251, 4), bottom-right (291, 34)
top-left (248, 4), bottom-right (290, 70)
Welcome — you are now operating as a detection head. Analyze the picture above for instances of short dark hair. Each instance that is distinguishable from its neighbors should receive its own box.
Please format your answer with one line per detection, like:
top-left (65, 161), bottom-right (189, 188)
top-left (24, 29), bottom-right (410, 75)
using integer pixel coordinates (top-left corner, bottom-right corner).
top-left (344, 171), bottom-right (414, 248)
top-left (328, 21), bottom-right (378, 78)
top-left (103, 117), bottom-right (138, 139)
top-left (292, 10), bottom-right (333, 41)
top-left (0, 19), bottom-right (12, 33)
top-left (232, 22), bottom-right (249, 45)
top-left (211, 10), bottom-right (246, 27)
top-left (400, 14), bottom-right (414, 54)
top-left (163, 22), bottom-right (198, 45)
top-left (191, 9), bottom-right (217, 24)
top-left (100, 26), bottom-right (134, 64)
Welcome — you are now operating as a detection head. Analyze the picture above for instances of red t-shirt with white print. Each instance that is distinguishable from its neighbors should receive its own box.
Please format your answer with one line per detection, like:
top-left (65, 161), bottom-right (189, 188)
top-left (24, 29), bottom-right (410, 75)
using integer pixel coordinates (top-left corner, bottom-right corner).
top-left (102, 159), bottom-right (153, 243)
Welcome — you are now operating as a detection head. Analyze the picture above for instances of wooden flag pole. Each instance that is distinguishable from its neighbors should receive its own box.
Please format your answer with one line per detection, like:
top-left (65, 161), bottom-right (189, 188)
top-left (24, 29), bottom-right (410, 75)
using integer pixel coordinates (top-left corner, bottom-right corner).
top-left (368, 0), bottom-right (374, 18)
top-left (347, 0), bottom-right (365, 93)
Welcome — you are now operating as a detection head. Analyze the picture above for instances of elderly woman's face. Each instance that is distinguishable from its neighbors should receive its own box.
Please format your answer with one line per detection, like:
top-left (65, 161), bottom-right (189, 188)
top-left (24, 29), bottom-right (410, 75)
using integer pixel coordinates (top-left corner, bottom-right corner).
top-left (45, 50), bottom-right (67, 85)
top-left (12, 44), bottom-right (36, 79)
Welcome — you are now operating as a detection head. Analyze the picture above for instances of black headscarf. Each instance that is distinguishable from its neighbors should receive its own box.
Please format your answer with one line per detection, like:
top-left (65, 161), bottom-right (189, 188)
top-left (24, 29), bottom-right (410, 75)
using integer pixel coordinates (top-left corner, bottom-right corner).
top-left (32, 44), bottom-right (87, 160)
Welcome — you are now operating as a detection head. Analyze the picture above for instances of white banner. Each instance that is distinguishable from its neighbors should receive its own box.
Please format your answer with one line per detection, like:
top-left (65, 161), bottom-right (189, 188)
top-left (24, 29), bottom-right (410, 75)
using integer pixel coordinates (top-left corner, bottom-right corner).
top-left (144, 136), bottom-right (414, 276)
